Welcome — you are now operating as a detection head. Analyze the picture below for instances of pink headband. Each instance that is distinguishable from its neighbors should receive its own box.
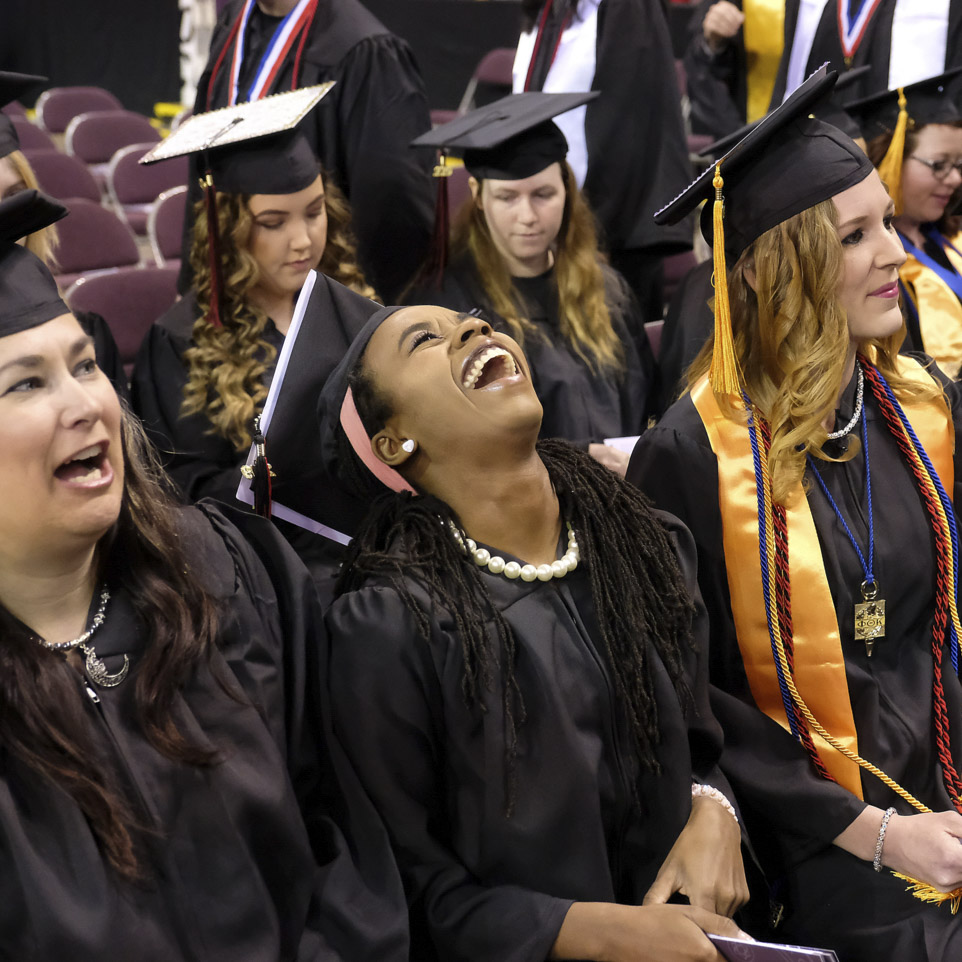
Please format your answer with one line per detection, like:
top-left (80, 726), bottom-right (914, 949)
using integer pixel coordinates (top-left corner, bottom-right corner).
top-left (339, 386), bottom-right (417, 494)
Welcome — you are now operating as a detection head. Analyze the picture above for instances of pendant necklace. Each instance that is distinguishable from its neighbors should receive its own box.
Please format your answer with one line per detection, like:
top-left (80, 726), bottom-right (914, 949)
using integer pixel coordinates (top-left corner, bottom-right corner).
top-left (808, 368), bottom-right (885, 655)
top-left (35, 585), bottom-right (129, 687)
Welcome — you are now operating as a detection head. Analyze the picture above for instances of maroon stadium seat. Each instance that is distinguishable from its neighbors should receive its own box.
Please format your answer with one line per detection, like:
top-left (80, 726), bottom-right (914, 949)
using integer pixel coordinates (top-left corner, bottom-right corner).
top-left (36, 86), bottom-right (123, 134)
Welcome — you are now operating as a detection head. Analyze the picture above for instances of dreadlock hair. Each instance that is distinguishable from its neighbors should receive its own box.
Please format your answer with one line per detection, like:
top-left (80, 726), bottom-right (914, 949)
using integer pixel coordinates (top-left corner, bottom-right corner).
top-left (335, 361), bottom-right (695, 812)
top-left (0, 406), bottom-right (224, 881)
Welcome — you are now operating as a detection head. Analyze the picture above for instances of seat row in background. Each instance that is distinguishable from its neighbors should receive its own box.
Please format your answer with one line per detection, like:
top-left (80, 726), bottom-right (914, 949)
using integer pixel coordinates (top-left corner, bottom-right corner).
top-left (2, 86), bottom-right (192, 378)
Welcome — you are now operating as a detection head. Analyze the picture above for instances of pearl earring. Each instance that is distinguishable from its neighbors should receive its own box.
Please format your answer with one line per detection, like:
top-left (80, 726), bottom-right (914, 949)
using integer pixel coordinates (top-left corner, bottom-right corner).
top-left (401, 439), bottom-right (416, 453)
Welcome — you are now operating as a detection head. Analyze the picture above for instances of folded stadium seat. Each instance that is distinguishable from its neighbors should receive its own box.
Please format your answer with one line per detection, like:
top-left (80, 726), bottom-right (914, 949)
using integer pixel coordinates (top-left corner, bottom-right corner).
top-left (52, 197), bottom-right (141, 290)
top-left (458, 48), bottom-right (517, 113)
top-left (64, 265), bottom-right (180, 378)
top-left (22, 149), bottom-right (101, 203)
top-left (147, 185), bottom-right (187, 269)
top-left (65, 110), bottom-right (161, 189)
top-left (2, 100), bottom-right (26, 117)
top-left (107, 144), bottom-right (189, 236)
top-left (643, 319), bottom-right (664, 362)
top-left (35, 86), bottom-right (123, 134)
top-left (11, 117), bottom-right (57, 152)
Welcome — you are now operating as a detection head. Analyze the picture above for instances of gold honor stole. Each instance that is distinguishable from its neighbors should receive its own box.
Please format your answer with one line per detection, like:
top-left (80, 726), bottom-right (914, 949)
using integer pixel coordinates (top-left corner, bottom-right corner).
top-left (742, 0), bottom-right (785, 122)
top-left (691, 358), bottom-right (954, 797)
top-left (901, 234), bottom-right (962, 379)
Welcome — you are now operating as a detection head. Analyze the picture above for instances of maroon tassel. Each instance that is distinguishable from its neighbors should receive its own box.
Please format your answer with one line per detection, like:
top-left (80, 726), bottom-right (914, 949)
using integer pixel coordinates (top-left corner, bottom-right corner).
top-left (202, 172), bottom-right (224, 328)
top-left (422, 154), bottom-right (452, 289)
top-left (251, 416), bottom-right (272, 519)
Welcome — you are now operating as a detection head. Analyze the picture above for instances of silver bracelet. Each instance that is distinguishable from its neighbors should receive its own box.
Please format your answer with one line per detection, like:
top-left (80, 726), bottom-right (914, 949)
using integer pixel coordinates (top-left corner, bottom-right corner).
top-left (873, 807), bottom-right (896, 872)
top-left (691, 783), bottom-right (738, 824)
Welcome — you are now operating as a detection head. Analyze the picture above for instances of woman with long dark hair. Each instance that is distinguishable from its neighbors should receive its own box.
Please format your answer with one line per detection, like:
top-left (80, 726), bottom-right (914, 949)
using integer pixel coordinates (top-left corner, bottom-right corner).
top-left (630, 67), bottom-right (962, 959)
top-left (0, 189), bottom-right (406, 960)
top-left (407, 96), bottom-right (654, 476)
top-left (263, 298), bottom-right (752, 959)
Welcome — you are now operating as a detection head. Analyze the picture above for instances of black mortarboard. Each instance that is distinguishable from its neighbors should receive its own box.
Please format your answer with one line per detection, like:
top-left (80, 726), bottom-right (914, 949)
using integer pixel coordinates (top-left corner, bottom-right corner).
top-left (0, 71), bottom-right (47, 160)
top-left (412, 91), bottom-right (598, 180)
top-left (142, 84), bottom-right (333, 327)
top-left (0, 189), bottom-right (69, 337)
top-left (656, 64), bottom-right (874, 395)
top-left (235, 271), bottom-right (387, 537)
top-left (700, 65), bottom-right (872, 159)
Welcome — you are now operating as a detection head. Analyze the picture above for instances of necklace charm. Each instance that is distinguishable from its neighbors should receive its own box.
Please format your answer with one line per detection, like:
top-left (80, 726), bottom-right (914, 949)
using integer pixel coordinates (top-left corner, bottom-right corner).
top-left (82, 644), bottom-right (129, 687)
top-left (854, 579), bottom-right (885, 656)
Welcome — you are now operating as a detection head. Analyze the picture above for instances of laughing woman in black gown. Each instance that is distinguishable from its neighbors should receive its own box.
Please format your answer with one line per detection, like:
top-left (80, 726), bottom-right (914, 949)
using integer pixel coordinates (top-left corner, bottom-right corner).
top-left (0, 190), bottom-right (406, 961)
top-left (303, 301), bottom-right (749, 960)
top-left (629, 68), bottom-right (962, 960)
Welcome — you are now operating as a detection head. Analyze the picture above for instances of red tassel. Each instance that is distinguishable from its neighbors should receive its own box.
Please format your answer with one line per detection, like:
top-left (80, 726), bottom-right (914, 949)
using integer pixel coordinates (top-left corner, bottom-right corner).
top-left (202, 173), bottom-right (224, 328)
top-left (422, 154), bottom-right (452, 289)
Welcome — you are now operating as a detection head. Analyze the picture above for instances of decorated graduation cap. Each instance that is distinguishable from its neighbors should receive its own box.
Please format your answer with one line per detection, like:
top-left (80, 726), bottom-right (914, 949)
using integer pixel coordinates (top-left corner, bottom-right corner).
top-left (235, 269), bottom-right (385, 526)
top-left (0, 189), bottom-right (70, 337)
top-left (410, 92), bottom-right (598, 284)
top-left (656, 64), bottom-right (874, 395)
top-left (845, 67), bottom-right (962, 214)
top-left (699, 65), bottom-right (872, 160)
top-left (0, 71), bottom-right (47, 161)
top-left (141, 83), bottom-right (334, 328)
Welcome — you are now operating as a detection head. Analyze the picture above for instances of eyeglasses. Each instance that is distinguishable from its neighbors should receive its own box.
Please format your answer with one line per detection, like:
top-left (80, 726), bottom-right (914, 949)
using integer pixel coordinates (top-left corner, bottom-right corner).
top-left (908, 155), bottom-right (962, 180)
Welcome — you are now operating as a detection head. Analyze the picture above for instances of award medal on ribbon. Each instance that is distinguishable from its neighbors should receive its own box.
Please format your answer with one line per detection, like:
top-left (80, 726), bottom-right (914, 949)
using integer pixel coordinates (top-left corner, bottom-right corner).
top-left (837, 0), bottom-right (884, 66)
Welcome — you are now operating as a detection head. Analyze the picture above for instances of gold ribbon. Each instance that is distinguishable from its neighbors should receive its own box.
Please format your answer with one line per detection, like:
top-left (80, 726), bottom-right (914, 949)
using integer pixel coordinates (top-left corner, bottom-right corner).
top-left (900, 243), bottom-right (962, 380)
top-left (743, 0), bottom-right (785, 122)
top-left (691, 356), bottom-right (953, 797)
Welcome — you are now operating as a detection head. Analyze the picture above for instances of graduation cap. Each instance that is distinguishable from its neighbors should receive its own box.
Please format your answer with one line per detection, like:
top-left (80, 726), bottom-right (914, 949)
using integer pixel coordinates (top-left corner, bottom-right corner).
top-left (411, 92), bottom-right (598, 285)
top-left (235, 270), bottom-right (385, 527)
top-left (141, 83), bottom-right (334, 327)
top-left (844, 67), bottom-right (962, 214)
top-left (0, 71), bottom-right (47, 161)
top-left (0, 189), bottom-right (70, 338)
top-left (699, 65), bottom-right (872, 159)
top-left (656, 64), bottom-right (874, 395)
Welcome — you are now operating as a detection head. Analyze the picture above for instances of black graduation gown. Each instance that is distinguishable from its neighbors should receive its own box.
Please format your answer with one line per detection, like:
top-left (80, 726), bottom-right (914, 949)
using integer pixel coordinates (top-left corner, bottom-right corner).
top-left (324, 512), bottom-right (732, 962)
top-left (76, 309), bottom-right (129, 402)
top-left (130, 293), bottom-right (275, 507)
top-left (405, 258), bottom-right (653, 445)
top-left (684, 0), bottom-right (962, 140)
top-left (0, 502), bottom-right (408, 962)
top-left (627, 364), bottom-right (962, 960)
top-left (184, 0), bottom-right (434, 302)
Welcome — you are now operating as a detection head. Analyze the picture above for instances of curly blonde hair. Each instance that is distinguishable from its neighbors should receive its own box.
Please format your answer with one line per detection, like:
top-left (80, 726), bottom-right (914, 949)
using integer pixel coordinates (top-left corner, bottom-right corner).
top-left (452, 161), bottom-right (624, 373)
top-left (3, 151), bottom-right (60, 269)
top-left (688, 197), bottom-right (942, 503)
top-left (183, 174), bottom-right (376, 452)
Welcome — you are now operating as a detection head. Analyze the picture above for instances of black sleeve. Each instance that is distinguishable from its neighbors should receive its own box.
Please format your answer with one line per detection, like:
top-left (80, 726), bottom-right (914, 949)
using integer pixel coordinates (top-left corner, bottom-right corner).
top-left (197, 503), bottom-right (411, 962)
top-left (129, 324), bottom-right (245, 506)
top-left (628, 410), bottom-right (867, 861)
top-left (323, 35), bottom-right (434, 302)
top-left (325, 585), bottom-right (572, 962)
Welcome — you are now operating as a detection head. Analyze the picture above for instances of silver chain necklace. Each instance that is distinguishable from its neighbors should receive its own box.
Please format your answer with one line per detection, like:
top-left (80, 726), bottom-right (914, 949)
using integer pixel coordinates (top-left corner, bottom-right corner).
top-left (35, 586), bottom-right (129, 688)
top-left (827, 362), bottom-right (864, 441)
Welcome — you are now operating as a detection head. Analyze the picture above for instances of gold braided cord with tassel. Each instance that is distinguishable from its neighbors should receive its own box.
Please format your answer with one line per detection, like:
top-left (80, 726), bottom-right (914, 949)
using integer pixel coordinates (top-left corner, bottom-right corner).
top-left (877, 87), bottom-right (909, 216)
top-left (894, 874), bottom-right (962, 914)
top-left (709, 164), bottom-right (743, 395)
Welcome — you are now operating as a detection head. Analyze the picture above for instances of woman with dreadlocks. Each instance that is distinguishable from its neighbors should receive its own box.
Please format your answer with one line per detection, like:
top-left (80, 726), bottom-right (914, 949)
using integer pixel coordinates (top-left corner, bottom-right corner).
top-left (630, 67), bottom-right (962, 959)
top-left (306, 300), bottom-right (749, 961)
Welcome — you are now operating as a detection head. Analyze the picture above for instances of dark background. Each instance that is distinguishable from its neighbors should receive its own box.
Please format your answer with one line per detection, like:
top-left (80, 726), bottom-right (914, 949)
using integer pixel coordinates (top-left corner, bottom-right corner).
top-left (0, 0), bottom-right (695, 116)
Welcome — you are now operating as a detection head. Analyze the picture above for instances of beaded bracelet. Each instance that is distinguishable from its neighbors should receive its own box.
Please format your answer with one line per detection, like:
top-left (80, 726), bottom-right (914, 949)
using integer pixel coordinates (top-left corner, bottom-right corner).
top-left (692, 783), bottom-right (739, 824)
top-left (873, 807), bottom-right (896, 873)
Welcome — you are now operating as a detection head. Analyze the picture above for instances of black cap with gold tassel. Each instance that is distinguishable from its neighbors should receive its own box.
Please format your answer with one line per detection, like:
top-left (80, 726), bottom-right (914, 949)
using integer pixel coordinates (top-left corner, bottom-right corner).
top-left (654, 64), bottom-right (874, 395)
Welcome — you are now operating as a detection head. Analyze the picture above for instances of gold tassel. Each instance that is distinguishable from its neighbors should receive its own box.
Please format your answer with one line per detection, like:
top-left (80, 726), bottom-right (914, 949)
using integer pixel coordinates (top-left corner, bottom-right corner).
top-left (893, 873), bottom-right (962, 914)
top-left (709, 164), bottom-right (742, 395)
top-left (877, 88), bottom-right (909, 216)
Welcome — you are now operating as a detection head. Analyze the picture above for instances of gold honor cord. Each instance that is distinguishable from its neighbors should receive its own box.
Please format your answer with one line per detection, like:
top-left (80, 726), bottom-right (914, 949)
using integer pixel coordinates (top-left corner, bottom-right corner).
top-left (743, 0), bottom-right (785, 122)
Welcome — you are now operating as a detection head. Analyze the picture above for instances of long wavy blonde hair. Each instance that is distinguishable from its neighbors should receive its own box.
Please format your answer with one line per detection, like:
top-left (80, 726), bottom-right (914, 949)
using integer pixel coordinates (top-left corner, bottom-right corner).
top-left (452, 161), bottom-right (624, 373)
top-left (4, 151), bottom-right (60, 268)
top-left (687, 197), bottom-right (941, 503)
top-left (183, 175), bottom-right (376, 451)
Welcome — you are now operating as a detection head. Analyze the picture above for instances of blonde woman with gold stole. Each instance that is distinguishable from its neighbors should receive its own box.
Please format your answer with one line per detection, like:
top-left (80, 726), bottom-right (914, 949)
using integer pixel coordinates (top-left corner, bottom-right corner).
top-left (132, 117), bottom-right (375, 507)
top-left (849, 69), bottom-right (962, 378)
top-left (630, 67), bottom-right (962, 959)
top-left (406, 95), bottom-right (654, 477)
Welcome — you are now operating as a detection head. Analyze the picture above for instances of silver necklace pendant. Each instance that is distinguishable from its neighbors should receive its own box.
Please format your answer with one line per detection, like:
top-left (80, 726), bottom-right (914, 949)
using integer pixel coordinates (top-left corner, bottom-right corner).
top-left (81, 644), bottom-right (129, 688)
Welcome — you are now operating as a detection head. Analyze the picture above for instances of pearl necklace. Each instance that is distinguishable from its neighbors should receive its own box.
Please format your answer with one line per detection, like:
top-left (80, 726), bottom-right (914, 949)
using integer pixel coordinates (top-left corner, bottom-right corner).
top-left (449, 520), bottom-right (580, 581)
top-left (827, 362), bottom-right (864, 440)
top-left (35, 586), bottom-right (129, 688)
